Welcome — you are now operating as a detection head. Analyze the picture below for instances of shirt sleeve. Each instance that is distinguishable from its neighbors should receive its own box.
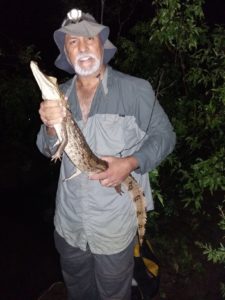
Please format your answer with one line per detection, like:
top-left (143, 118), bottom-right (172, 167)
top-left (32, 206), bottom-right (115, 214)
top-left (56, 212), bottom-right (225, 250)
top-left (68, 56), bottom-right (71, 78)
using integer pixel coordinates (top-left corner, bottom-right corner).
top-left (132, 80), bottom-right (176, 174)
top-left (36, 124), bottom-right (58, 158)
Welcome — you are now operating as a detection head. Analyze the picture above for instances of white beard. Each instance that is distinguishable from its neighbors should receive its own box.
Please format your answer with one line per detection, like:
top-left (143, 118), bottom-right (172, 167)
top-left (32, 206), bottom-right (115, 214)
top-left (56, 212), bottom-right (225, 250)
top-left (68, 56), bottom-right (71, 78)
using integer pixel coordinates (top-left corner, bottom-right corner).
top-left (73, 53), bottom-right (101, 76)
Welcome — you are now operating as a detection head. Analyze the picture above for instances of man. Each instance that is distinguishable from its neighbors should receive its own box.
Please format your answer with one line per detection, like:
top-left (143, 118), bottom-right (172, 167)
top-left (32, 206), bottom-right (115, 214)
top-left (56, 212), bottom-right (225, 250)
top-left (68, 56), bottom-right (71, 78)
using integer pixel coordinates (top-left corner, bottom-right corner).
top-left (36, 8), bottom-right (176, 300)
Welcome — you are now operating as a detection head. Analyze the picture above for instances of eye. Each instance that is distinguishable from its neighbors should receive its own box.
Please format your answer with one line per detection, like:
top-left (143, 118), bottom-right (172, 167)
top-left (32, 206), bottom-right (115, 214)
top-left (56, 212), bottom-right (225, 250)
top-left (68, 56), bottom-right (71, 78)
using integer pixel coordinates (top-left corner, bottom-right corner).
top-left (86, 36), bottom-right (95, 43)
top-left (66, 37), bottom-right (78, 47)
top-left (69, 38), bottom-right (77, 45)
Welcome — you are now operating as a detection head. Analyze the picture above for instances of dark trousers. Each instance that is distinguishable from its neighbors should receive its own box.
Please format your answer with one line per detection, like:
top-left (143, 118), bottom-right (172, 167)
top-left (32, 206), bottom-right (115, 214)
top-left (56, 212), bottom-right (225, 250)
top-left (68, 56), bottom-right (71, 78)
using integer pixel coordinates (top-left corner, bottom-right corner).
top-left (54, 231), bottom-right (135, 300)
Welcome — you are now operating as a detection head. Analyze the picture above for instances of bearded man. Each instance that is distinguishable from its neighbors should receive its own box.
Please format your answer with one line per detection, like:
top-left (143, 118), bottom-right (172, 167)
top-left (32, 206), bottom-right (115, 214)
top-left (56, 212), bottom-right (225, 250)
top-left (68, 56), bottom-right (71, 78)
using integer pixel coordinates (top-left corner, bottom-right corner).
top-left (36, 8), bottom-right (176, 300)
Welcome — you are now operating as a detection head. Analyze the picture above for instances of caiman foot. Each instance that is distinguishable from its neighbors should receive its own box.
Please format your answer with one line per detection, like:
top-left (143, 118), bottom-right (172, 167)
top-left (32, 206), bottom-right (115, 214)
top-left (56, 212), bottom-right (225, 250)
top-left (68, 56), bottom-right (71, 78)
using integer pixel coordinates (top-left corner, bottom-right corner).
top-left (63, 169), bottom-right (82, 182)
top-left (51, 138), bottom-right (68, 162)
top-left (51, 151), bottom-right (62, 162)
top-left (115, 185), bottom-right (124, 195)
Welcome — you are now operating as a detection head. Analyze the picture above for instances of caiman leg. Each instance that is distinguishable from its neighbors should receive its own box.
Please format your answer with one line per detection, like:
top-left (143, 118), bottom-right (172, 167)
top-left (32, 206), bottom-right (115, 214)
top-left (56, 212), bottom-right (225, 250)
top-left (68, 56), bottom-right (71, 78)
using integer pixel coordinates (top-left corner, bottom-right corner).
top-left (51, 122), bottom-right (69, 162)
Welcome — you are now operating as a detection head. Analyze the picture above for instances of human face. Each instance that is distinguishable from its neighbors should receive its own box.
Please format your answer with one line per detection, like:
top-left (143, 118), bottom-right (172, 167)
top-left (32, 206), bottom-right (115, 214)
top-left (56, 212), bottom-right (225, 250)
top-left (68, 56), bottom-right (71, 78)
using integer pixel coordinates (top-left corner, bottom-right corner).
top-left (64, 34), bottom-right (103, 76)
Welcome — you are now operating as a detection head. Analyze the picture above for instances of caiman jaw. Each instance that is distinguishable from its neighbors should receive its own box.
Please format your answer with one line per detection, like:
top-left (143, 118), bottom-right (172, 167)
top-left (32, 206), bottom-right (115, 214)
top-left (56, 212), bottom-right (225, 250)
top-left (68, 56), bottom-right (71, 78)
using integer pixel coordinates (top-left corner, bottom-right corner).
top-left (30, 61), bottom-right (60, 100)
top-left (30, 60), bottom-right (68, 161)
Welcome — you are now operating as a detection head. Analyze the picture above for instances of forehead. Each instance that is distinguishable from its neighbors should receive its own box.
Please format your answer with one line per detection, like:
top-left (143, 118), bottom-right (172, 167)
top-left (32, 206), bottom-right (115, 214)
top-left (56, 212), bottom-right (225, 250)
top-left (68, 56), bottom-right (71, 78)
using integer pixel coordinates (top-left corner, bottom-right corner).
top-left (65, 33), bottom-right (100, 40)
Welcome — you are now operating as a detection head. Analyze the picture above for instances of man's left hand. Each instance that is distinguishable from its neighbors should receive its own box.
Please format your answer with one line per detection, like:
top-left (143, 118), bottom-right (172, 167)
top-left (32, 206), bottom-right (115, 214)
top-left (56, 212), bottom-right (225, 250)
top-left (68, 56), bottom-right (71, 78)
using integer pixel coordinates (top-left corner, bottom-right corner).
top-left (89, 156), bottom-right (139, 187)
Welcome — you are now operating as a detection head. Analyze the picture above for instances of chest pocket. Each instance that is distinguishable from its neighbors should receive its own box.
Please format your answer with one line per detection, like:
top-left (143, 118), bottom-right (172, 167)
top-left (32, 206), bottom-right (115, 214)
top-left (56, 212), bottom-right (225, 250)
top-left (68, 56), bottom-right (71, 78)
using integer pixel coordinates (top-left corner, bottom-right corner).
top-left (88, 114), bottom-right (126, 157)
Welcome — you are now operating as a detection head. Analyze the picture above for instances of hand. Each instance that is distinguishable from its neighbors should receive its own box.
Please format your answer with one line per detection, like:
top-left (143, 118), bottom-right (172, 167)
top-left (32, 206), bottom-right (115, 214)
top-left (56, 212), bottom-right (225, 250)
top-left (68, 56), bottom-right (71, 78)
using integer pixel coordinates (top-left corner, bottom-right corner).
top-left (89, 156), bottom-right (139, 187)
top-left (38, 99), bottom-right (67, 135)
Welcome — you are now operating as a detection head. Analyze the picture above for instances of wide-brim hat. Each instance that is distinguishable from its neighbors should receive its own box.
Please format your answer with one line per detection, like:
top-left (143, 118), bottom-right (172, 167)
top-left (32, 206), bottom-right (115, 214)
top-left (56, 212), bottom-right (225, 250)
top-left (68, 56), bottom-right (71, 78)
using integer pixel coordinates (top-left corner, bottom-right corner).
top-left (54, 9), bottom-right (117, 74)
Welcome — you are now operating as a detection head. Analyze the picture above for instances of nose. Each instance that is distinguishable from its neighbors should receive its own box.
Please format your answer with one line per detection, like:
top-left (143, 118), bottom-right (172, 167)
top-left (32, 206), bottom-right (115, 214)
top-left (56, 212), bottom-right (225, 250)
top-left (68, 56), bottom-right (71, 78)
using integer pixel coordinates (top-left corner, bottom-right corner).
top-left (78, 38), bottom-right (88, 53)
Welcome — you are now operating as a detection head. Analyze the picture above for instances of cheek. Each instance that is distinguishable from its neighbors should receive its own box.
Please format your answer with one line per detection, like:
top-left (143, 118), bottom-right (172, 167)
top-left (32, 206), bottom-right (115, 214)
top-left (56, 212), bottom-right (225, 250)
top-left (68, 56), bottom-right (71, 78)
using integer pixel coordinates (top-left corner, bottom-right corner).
top-left (66, 50), bottom-right (77, 63)
top-left (94, 46), bottom-right (104, 61)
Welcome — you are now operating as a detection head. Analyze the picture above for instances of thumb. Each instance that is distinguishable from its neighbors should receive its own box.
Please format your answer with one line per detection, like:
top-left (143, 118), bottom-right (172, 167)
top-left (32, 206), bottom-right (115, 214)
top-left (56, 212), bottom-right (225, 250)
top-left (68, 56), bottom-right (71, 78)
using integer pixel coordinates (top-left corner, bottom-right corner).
top-left (100, 156), bottom-right (112, 163)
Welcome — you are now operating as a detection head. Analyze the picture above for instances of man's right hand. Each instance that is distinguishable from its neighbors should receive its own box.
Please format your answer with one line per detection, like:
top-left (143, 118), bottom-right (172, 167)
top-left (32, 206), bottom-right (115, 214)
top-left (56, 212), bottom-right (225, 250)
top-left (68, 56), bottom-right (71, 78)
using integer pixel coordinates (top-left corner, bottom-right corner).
top-left (38, 100), bottom-right (66, 136)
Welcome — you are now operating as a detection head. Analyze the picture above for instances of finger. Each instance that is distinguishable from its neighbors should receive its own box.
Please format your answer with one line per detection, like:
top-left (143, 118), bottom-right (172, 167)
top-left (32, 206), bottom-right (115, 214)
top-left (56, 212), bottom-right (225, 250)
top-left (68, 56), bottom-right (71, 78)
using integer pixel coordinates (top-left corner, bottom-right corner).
top-left (39, 103), bottom-right (65, 122)
top-left (45, 118), bottom-right (64, 127)
top-left (40, 113), bottom-right (64, 126)
top-left (43, 99), bottom-right (60, 106)
top-left (40, 101), bottom-right (62, 115)
top-left (99, 156), bottom-right (112, 163)
top-left (100, 178), bottom-right (118, 187)
top-left (39, 107), bottom-right (64, 125)
top-left (99, 179), bottom-right (111, 187)
top-left (89, 171), bottom-right (108, 180)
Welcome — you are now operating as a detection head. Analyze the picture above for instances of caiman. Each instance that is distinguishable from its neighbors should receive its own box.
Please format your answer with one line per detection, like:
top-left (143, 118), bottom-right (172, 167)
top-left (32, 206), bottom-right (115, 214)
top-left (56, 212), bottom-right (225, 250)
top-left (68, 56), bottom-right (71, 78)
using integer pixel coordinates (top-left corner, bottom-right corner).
top-left (30, 60), bottom-right (147, 245)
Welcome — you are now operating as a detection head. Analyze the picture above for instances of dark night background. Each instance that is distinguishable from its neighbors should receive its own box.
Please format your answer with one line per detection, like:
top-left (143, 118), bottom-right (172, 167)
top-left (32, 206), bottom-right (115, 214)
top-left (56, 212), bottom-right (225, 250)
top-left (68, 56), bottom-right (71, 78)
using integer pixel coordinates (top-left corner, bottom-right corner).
top-left (0, 0), bottom-right (225, 299)
top-left (1, 0), bottom-right (225, 65)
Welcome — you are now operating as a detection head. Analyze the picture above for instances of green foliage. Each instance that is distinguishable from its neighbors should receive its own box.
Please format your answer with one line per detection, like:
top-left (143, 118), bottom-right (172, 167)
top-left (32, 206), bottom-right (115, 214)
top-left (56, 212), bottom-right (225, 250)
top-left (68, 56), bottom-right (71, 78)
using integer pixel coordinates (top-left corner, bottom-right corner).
top-left (182, 151), bottom-right (225, 211)
top-left (198, 204), bottom-right (225, 262)
top-left (116, 0), bottom-right (225, 210)
top-left (149, 169), bottom-right (164, 207)
top-left (115, 0), bottom-right (225, 296)
top-left (151, 0), bottom-right (205, 50)
top-left (197, 203), bottom-right (225, 297)
top-left (202, 243), bottom-right (225, 264)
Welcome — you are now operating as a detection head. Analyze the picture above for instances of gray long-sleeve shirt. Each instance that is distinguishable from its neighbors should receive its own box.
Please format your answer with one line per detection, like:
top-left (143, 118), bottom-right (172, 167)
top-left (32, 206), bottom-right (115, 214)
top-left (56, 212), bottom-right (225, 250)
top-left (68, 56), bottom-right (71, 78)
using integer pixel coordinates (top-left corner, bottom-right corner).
top-left (36, 66), bottom-right (176, 254)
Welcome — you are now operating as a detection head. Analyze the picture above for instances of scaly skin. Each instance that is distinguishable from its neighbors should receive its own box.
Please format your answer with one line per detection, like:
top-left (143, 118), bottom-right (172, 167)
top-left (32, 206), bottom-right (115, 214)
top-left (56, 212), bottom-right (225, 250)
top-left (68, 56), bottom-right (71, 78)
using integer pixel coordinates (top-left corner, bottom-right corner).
top-left (30, 60), bottom-right (147, 244)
